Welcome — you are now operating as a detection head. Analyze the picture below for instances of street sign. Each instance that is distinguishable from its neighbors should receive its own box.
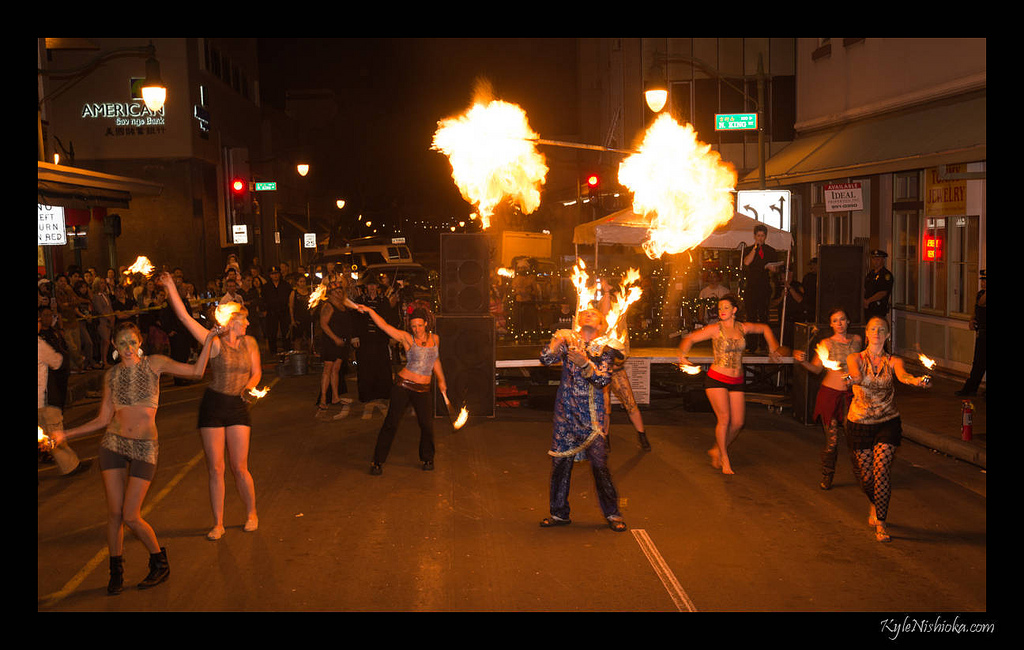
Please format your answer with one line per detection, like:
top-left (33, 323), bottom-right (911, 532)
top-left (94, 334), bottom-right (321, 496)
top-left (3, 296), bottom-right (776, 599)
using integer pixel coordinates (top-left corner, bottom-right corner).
top-left (232, 225), bottom-right (248, 245)
top-left (715, 113), bottom-right (758, 131)
top-left (736, 189), bottom-right (791, 232)
top-left (38, 204), bottom-right (67, 246)
top-left (253, 181), bottom-right (277, 191)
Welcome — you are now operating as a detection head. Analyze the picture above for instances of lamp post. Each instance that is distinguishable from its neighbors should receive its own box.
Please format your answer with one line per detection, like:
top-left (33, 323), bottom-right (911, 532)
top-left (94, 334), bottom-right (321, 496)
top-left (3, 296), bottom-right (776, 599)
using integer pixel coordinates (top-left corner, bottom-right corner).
top-left (643, 50), bottom-right (768, 190)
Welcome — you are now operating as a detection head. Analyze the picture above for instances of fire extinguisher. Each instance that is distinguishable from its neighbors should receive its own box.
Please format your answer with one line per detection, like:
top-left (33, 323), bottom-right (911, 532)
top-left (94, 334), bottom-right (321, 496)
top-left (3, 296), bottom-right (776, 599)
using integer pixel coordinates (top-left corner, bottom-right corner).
top-left (961, 400), bottom-right (974, 441)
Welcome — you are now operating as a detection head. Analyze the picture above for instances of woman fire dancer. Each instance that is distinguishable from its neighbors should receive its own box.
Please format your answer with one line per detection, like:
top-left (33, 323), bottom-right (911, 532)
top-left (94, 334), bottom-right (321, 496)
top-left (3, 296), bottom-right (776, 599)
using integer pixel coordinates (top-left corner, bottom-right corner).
top-left (844, 316), bottom-right (931, 542)
top-left (356, 300), bottom-right (447, 475)
top-left (678, 294), bottom-right (782, 475)
top-left (160, 272), bottom-right (262, 541)
top-left (793, 308), bottom-right (862, 490)
top-left (47, 321), bottom-right (217, 593)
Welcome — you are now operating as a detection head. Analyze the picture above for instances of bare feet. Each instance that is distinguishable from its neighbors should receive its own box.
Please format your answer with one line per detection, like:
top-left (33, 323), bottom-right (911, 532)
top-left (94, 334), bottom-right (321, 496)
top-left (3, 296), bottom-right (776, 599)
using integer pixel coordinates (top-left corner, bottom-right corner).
top-left (207, 525), bottom-right (225, 541)
top-left (868, 505), bottom-right (880, 527)
top-left (708, 448), bottom-right (721, 469)
top-left (244, 515), bottom-right (259, 532)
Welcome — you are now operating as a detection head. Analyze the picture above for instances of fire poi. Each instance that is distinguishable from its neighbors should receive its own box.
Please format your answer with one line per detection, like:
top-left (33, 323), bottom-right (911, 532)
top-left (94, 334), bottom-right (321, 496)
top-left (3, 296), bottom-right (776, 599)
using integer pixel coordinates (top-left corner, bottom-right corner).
top-left (124, 255), bottom-right (156, 280)
top-left (618, 113), bottom-right (738, 260)
top-left (432, 88), bottom-right (548, 230)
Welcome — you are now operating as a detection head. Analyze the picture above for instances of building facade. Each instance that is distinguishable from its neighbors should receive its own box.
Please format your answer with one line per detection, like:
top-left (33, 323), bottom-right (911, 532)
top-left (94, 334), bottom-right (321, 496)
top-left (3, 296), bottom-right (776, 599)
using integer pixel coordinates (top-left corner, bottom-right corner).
top-left (37, 37), bottom-right (292, 286)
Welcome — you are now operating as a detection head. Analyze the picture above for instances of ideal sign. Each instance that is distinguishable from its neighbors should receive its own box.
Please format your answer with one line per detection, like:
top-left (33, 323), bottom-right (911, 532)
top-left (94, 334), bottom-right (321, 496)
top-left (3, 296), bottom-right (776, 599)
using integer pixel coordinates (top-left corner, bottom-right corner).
top-left (38, 204), bottom-right (67, 246)
top-left (824, 182), bottom-right (863, 212)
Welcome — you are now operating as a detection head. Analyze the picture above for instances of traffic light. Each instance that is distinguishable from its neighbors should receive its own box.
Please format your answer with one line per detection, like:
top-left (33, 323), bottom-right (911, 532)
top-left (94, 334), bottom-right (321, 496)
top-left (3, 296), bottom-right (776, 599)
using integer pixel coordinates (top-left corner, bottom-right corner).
top-left (580, 173), bottom-right (600, 198)
top-left (230, 177), bottom-right (250, 213)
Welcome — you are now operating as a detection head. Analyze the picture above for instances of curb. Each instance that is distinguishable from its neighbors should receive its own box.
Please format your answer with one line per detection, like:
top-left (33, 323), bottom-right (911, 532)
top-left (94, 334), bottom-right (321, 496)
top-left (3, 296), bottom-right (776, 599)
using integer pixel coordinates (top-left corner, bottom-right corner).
top-left (902, 423), bottom-right (986, 470)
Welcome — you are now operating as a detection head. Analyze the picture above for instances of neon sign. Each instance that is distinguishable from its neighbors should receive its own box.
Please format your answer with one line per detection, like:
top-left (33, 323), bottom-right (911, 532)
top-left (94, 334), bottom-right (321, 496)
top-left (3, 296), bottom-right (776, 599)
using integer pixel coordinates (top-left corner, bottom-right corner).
top-left (923, 234), bottom-right (943, 261)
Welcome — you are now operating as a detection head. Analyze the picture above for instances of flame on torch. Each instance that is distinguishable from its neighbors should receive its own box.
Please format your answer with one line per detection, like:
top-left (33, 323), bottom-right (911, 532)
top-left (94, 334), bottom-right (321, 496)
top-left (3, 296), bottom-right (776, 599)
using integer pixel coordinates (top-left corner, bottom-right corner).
top-left (569, 260), bottom-right (642, 349)
top-left (248, 386), bottom-right (270, 400)
top-left (919, 353), bottom-right (936, 370)
top-left (308, 284), bottom-right (328, 309)
top-left (677, 364), bottom-right (701, 375)
top-left (618, 114), bottom-right (737, 260)
top-left (431, 90), bottom-right (548, 230)
top-left (453, 408), bottom-right (469, 430)
top-left (816, 343), bottom-right (842, 371)
top-left (497, 267), bottom-right (515, 278)
top-left (214, 302), bottom-right (242, 327)
top-left (124, 256), bottom-right (156, 277)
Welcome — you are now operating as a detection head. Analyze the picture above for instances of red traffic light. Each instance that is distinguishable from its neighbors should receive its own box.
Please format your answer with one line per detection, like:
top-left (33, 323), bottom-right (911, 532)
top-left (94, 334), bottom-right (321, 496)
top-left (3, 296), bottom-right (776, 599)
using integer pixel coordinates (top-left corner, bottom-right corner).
top-left (231, 178), bottom-right (247, 194)
top-left (587, 175), bottom-right (599, 187)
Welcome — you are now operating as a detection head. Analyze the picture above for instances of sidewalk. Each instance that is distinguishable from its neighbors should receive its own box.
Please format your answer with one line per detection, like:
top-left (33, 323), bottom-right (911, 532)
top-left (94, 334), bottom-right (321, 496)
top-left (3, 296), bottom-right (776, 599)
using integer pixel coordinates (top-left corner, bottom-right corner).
top-left (893, 371), bottom-right (986, 469)
top-left (61, 357), bottom-right (987, 470)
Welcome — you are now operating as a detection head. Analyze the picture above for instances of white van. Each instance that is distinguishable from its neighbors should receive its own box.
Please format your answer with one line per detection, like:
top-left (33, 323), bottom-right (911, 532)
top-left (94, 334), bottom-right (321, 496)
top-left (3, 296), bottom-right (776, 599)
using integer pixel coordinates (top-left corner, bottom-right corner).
top-left (313, 238), bottom-right (413, 275)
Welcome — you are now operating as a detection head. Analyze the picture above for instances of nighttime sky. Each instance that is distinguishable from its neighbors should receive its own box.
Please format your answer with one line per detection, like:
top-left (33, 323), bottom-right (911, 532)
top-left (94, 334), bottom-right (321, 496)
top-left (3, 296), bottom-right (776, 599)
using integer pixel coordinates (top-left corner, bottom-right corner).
top-left (256, 38), bottom-right (579, 224)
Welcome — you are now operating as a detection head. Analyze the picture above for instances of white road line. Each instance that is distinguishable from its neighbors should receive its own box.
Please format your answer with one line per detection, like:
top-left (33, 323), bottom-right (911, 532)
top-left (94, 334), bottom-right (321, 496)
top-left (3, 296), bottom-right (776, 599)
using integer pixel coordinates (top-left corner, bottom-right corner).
top-left (631, 528), bottom-right (698, 612)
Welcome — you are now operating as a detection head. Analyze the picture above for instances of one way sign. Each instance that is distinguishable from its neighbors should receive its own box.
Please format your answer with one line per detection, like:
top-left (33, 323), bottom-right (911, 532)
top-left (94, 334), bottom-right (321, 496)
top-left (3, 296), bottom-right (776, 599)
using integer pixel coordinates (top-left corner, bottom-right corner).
top-left (736, 190), bottom-right (791, 232)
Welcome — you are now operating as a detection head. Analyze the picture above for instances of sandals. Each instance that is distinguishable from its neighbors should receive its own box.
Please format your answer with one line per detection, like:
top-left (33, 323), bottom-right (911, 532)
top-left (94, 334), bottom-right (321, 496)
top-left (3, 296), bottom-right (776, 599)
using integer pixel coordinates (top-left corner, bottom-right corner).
top-left (539, 517), bottom-right (571, 527)
top-left (607, 518), bottom-right (627, 533)
top-left (875, 525), bottom-right (891, 543)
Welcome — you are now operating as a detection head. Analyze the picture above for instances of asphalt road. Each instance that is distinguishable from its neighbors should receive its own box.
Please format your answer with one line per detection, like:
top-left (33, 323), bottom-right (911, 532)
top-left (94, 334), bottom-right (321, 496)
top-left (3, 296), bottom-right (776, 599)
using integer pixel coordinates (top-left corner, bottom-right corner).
top-left (38, 367), bottom-right (988, 618)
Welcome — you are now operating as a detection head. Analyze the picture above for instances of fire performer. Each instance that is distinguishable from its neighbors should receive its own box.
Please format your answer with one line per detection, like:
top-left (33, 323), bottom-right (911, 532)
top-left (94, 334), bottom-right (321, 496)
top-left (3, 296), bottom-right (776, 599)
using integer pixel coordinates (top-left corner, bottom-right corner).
top-left (539, 308), bottom-right (627, 532)
top-left (678, 294), bottom-right (782, 475)
top-left (844, 316), bottom-right (931, 543)
top-left (160, 273), bottom-right (261, 541)
top-left (594, 277), bottom-right (650, 452)
top-left (46, 321), bottom-right (217, 593)
top-left (793, 308), bottom-right (862, 490)
top-left (356, 301), bottom-right (447, 475)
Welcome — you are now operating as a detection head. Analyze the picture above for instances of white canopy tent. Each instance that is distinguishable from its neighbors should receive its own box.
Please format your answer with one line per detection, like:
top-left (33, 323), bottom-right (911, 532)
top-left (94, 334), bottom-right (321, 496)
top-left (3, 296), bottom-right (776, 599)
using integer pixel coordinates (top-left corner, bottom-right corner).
top-left (572, 208), bottom-right (795, 341)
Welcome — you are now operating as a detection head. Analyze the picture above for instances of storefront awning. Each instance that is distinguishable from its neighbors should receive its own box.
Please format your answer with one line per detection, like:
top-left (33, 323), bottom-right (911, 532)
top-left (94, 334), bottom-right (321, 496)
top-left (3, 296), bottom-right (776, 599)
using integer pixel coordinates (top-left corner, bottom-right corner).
top-left (37, 161), bottom-right (163, 210)
top-left (738, 92), bottom-right (986, 188)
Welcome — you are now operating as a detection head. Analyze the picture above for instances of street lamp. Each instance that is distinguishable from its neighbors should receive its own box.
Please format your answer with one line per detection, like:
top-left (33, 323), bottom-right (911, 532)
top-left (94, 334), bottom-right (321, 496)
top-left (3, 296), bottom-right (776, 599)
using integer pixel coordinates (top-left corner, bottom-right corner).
top-left (296, 163), bottom-right (310, 177)
top-left (643, 50), bottom-right (768, 190)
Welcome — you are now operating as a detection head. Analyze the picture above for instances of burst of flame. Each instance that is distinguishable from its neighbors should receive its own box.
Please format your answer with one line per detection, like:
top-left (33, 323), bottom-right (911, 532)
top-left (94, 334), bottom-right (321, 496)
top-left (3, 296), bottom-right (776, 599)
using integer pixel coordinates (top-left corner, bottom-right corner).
top-left (919, 353), bottom-right (936, 370)
top-left (816, 343), bottom-right (842, 371)
top-left (248, 386), bottom-right (270, 399)
top-left (432, 96), bottom-right (548, 230)
top-left (308, 284), bottom-right (327, 309)
top-left (215, 302), bottom-right (242, 326)
top-left (678, 364), bottom-right (701, 375)
top-left (497, 267), bottom-right (515, 278)
top-left (618, 113), bottom-right (737, 259)
top-left (124, 256), bottom-right (156, 277)
top-left (569, 260), bottom-right (642, 348)
top-left (38, 426), bottom-right (47, 443)
top-left (453, 408), bottom-right (469, 429)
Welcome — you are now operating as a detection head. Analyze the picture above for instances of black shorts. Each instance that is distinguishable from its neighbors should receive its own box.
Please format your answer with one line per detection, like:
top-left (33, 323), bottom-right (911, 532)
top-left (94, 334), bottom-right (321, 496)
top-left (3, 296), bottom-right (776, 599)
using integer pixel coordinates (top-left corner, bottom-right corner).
top-left (845, 417), bottom-right (902, 450)
top-left (98, 445), bottom-right (157, 481)
top-left (198, 388), bottom-right (251, 429)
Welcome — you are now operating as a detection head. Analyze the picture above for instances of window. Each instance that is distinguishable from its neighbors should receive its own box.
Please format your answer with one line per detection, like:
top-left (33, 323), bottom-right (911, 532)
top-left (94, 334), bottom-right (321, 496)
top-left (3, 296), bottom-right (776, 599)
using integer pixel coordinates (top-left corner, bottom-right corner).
top-left (893, 210), bottom-right (919, 308)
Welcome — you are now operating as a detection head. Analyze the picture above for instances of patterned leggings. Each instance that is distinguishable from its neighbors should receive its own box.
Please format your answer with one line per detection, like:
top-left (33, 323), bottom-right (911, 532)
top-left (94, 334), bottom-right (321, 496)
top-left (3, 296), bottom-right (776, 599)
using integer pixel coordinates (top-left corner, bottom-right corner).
top-left (849, 443), bottom-right (896, 521)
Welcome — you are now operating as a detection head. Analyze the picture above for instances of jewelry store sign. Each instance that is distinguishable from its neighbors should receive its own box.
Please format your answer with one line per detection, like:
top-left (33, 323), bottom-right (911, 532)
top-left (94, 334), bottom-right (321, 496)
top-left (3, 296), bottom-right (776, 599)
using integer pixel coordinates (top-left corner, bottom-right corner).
top-left (39, 204), bottom-right (67, 246)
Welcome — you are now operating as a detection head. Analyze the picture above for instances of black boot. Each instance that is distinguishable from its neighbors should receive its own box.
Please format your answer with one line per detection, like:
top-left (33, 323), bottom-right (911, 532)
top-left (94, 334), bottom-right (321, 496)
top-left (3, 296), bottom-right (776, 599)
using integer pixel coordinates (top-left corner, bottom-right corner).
top-left (107, 555), bottom-right (124, 595)
top-left (137, 547), bottom-right (169, 589)
top-left (637, 431), bottom-right (651, 452)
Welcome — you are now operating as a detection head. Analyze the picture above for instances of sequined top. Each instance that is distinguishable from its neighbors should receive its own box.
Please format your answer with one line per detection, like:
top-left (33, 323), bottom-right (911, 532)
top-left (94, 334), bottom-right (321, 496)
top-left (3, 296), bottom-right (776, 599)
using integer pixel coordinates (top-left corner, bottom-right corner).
top-left (108, 356), bottom-right (159, 410)
top-left (209, 336), bottom-right (252, 396)
top-left (405, 341), bottom-right (439, 375)
top-left (541, 332), bottom-right (615, 456)
top-left (712, 322), bottom-right (746, 370)
top-left (823, 336), bottom-right (861, 373)
top-left (847, 351), bottom-right (899, 424)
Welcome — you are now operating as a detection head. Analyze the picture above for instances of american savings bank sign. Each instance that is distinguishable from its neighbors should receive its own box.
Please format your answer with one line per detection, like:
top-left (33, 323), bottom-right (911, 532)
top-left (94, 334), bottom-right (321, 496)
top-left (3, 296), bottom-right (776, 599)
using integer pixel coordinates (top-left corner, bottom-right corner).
top-left (81, 101), bottom-right (165, 127)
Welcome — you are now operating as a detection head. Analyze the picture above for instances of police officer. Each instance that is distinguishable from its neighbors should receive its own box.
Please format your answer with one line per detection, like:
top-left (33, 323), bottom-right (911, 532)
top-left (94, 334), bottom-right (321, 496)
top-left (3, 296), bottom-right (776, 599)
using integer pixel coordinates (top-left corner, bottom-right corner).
top-left (863, 249), bottom-right (893, 321)
top-left (956, 269), bottom-right (986, 397)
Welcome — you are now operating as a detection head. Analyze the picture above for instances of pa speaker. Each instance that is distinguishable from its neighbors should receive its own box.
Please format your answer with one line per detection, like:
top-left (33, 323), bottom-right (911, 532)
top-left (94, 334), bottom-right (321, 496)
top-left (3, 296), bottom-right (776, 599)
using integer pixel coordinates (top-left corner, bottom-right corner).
top-left (817, 245), bottom-right (864, 324)
top-left (440, 233), bottom-right (491, 314)
top-left (434, 315), bottom-right (495, 418)
top-left (792, 322), bottom-right (822, 425)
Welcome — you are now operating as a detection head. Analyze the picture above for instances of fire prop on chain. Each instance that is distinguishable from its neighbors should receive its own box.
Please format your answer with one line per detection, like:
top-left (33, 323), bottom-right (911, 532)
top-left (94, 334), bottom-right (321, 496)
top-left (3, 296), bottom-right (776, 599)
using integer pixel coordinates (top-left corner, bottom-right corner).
top-left (618, 113), bottom-right (737, 260)
top-left (308, 284), bottom-right (327, 309)
top-left (919, 353), bottom-right (936, 370)
top-left (214, 302), bottom-right (242, 327)
top-left (432, 92), bottom-right (548, 230)
top-left (38, 426), bottom-right (52, 450)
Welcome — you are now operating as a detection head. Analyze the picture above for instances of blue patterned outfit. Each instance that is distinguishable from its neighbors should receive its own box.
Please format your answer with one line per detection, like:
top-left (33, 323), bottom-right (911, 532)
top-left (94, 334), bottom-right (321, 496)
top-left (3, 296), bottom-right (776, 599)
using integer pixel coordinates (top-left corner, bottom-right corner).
top-left (540, 331), bottom-right (622, 522)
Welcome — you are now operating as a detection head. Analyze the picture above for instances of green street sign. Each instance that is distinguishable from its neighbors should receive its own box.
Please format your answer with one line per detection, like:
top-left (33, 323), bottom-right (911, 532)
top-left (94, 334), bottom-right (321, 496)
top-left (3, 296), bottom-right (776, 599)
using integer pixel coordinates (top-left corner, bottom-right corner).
top-left (715, 113), bottom-right (758, 131)
top-left (253, 181), bottom-right (277, 191)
